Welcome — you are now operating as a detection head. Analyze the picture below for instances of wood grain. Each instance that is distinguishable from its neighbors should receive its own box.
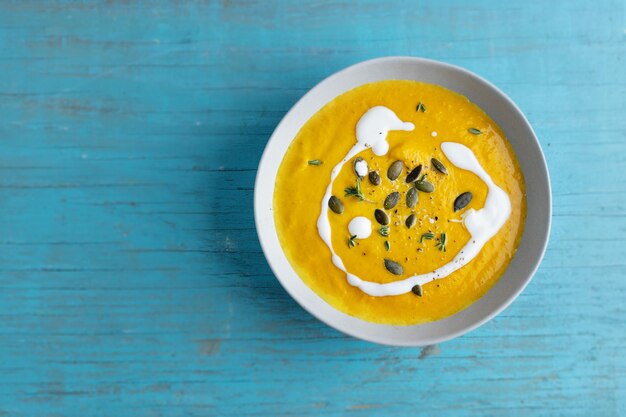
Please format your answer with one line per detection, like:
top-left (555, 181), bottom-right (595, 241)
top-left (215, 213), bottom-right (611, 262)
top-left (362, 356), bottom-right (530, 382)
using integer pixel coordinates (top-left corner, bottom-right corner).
top-left (0, 0), bottom-right (624, 415)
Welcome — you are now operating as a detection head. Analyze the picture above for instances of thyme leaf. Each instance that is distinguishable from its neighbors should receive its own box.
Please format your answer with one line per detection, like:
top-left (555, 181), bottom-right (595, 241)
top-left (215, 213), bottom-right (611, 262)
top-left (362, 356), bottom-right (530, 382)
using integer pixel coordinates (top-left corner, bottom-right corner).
top-left (420, 232), bottom-right (435, 243)
top-left (436, 232), bottom-right (447, 252)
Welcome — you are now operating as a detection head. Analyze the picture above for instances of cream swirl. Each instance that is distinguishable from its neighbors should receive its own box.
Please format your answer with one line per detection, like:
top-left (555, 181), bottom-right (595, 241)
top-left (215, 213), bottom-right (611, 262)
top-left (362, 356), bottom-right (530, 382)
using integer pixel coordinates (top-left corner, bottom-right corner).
top-left (317, 106), bottom-right (511, 296)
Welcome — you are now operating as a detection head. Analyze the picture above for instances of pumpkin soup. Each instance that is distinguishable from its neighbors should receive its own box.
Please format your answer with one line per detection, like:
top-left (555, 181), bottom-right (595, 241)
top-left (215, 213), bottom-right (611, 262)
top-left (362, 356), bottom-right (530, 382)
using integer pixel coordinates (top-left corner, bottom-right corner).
top-left (273, 80), bottom-right (526, 325)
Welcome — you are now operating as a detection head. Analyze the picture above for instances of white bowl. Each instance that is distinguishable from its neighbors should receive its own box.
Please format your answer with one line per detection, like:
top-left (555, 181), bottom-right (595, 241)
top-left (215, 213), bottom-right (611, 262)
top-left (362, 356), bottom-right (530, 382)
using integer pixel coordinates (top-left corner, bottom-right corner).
top-left (254, 57), bottom-right (551, 346)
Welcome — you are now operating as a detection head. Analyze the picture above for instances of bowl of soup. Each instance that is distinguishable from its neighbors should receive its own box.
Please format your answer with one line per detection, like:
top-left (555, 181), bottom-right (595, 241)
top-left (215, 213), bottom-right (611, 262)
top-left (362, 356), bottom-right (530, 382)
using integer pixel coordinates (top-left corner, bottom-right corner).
top-left (254, 57), bottom-right (551, 346)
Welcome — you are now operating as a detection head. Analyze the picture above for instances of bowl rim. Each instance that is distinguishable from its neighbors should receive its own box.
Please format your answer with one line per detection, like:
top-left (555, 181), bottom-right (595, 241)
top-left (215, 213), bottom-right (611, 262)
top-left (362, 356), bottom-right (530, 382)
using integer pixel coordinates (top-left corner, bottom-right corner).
top-left (254, 56), bottom-right (551, 346)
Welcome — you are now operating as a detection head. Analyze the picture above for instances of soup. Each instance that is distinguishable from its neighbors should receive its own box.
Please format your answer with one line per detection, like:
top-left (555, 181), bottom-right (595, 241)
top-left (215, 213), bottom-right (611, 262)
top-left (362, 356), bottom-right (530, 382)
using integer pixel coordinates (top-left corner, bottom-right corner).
top-left (273, 80), bottom-right (526, 325)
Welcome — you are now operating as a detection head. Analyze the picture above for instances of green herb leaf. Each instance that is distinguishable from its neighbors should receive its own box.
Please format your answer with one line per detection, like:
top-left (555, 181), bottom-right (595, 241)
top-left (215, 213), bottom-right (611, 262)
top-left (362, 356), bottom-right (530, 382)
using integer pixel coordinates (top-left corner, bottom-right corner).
top-left (308, 159), bottom-right (323, 166)
top-left (384, 241), bottom-right (390, 251)
top-left (420, 232), bottom-right (434, 243)
top-left (344, 178), bottom-right (366, 201)
top-left (347, 235), bottom-right (357, 248)
top-left (379, 226), bottom-right (390, 237)
top-left (468, 128), bottom-right (481, 135)
top-left (436, 232), bottom-right (447, 252)
top-left (344, 178), bottom-right (373, 203)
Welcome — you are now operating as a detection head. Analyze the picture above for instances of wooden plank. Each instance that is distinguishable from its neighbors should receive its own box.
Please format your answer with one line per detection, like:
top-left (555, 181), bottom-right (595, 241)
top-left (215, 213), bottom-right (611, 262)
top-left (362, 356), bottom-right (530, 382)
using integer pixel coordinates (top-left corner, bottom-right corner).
top-left (0, 0), bottom-right (623, 415)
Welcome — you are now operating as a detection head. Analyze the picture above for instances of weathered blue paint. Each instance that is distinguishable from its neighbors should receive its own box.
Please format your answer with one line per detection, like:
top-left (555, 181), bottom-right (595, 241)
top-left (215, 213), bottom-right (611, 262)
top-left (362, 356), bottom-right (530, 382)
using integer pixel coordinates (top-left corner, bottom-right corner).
top-left (0, 1), bottom-right (623, 416)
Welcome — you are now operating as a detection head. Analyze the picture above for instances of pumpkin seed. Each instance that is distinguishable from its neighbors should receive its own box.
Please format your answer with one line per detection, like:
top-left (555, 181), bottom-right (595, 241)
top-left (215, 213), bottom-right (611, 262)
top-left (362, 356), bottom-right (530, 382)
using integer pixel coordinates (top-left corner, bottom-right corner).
top-left (412, 285), bottom-right (423, 297)
top-left (384, 259), bottom-right (404, 275)
top-left (384, 241), bottom-right (390, 251)
top-left (374, 209), bottom-right (390, 225)
top-left (406, 187), bottom-right (418, 208)
top-left (384, 191), bottom-right (400, 210)
top-left (308, 159), bottom-right (323, 166)
top-left (353, 157), bottom-right (368, 178)
top-left (468, 128), bottom-right (481, 135)
top-left (405, 214), bottom-right (416, 229)
top-left (405, 165), bottom-right (423, 183)
top-left (387, 160), bottom-right (404, 181)
top-left (415, 180), bottom-right (434, 193)
top-left (368, 170), bottom-right (381, 186)
top-left (328, 196), bottom-right (343, 214)
top-left (454, 192), bottom-right (473, 212)
top-left (431, 158), bottom-right (448, 175)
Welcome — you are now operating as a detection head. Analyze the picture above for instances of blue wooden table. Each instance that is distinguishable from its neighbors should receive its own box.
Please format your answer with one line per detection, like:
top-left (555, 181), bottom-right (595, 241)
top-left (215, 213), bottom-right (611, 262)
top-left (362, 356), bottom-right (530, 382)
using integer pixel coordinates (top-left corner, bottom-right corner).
top-left (0, 1), bottom-right (624, 415)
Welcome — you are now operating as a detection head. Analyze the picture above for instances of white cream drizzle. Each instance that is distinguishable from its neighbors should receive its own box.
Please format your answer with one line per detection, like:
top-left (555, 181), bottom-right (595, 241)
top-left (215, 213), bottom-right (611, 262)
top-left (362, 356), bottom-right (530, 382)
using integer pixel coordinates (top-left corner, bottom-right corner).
top-left (317, 106), bottom-right (511, 297)
top-left (348, 216), bottom-right (372, 239)
top-left (316, 106), bottom-right (414, 274)
top-left (354, 159), bottom-right (368, 178)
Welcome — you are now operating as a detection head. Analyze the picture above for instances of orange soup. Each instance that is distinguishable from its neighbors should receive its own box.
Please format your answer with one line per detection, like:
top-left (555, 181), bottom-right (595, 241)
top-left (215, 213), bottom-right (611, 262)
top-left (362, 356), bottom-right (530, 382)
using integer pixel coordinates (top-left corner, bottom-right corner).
top-left (274, 80), bottom-right (526, 325)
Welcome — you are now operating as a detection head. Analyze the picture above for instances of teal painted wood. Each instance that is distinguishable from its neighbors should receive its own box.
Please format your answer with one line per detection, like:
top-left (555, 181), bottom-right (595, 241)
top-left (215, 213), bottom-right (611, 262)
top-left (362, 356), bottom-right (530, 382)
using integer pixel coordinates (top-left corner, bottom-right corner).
top-left (0, 0), bottom-right (624, 415)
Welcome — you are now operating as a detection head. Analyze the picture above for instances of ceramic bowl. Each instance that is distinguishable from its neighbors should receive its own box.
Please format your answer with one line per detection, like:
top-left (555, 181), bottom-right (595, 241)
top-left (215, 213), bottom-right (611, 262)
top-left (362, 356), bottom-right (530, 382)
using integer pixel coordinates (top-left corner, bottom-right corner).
top-left (254, 57), bottom-right (551, 346)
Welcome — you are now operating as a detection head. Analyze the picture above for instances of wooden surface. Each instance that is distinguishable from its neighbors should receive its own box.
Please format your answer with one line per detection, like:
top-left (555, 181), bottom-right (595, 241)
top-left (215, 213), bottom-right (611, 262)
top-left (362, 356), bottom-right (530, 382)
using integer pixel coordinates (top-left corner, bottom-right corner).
top-left (0, 1), bottom-right (624, 416)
